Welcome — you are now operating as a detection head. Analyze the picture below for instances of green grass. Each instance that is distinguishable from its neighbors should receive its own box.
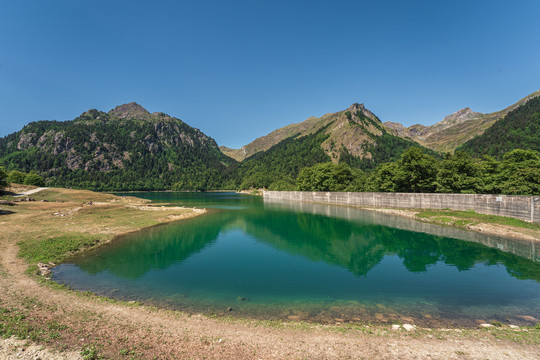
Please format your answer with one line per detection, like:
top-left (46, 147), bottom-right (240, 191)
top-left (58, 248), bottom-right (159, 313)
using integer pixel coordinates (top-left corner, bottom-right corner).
top-left (18, 234), bottom-right (106, 264)
top-left (416, 209), bottom-right (540, 230)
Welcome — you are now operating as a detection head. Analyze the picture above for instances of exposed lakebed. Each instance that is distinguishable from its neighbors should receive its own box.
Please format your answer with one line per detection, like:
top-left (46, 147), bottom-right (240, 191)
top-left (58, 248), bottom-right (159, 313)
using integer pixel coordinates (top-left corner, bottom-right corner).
top-left (52, 192), bottom-right (540, 327)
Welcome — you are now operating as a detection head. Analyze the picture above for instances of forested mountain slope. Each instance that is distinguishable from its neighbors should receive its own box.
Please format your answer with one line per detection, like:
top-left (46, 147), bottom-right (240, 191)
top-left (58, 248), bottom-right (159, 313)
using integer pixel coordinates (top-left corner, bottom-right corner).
top-left (0, 103), bottom-right (235, 191)
top-left (458, 95), bottom-right (540, 158)
top-left (223, 104), bottom-right (431, 190)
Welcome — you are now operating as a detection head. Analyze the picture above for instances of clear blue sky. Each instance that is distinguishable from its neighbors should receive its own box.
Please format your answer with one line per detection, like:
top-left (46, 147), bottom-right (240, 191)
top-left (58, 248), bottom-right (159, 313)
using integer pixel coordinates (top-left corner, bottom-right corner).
top-left (1, 0), bottom-right (539, 148)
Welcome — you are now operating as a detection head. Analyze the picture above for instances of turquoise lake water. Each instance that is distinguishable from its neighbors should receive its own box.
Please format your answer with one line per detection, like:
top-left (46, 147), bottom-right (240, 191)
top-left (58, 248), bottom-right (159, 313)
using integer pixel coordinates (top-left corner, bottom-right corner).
top-left (52, 192), bottom-right (540, 326)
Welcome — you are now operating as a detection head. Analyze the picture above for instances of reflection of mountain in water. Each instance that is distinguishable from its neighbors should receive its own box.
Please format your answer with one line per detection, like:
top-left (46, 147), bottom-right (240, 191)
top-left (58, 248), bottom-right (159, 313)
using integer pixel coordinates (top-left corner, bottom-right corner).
top-left (73, 199), bottom-right (540, 282)
top-left (75, 212), bottom-right (235, 279)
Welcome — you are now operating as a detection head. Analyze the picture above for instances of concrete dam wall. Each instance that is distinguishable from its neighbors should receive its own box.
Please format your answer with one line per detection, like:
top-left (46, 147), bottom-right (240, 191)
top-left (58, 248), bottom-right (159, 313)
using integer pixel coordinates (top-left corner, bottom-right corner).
top-left (263, 191), bottom-right (540, 224)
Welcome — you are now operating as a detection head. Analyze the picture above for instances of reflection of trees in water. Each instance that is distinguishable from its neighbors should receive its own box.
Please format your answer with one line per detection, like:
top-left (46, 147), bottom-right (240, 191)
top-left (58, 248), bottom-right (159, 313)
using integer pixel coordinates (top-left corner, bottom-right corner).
top-left (75, 205), bottom-right (540, 283)
top-left (243, 211), bottom-right (386, 276)
top-left (244, 209), bottom-right (540, 281)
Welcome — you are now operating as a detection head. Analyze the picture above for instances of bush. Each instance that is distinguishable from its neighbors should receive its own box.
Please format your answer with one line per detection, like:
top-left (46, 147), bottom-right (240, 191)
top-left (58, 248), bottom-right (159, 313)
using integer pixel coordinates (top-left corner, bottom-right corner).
top-left (7, 170), bottom-right (27, 184)
top-left (23, 171), bottom-right (45, 187)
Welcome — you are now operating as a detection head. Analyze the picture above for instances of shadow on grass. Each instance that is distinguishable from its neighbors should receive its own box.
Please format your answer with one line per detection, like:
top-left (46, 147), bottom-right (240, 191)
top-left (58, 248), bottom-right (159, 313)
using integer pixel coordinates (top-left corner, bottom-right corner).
top-left (0, 209), bottom-right (15, 216)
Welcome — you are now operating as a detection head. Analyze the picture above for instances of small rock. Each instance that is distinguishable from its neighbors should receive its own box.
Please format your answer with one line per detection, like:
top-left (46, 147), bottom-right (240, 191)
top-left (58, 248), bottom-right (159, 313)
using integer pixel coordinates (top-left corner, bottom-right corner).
top-left (402, 324), bottom-right (416, 332)
top-left (36, 263), bottom-right (51, 276)
top-left (391, 324), bottom-right (401, 331)
top-left (479, 323), bottom-right (493, 328)
top-left (40, 199), bottom-right (49, 202)
top-left (236, 296), bottom-right (247, 301)
top-left (509, 325), bottom-right (520, 329)
top-left (87, 201), bottom-right (94, 205)
top-left (423, 314), bottom-right (432, 319)
top-left (226, 307), bottom-right (233, 312)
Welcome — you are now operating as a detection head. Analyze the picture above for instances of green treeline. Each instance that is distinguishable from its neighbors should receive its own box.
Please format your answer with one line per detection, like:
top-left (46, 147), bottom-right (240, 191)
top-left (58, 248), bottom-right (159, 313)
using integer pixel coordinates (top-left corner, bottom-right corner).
top-left (293, 148), bottom-right (540, 195)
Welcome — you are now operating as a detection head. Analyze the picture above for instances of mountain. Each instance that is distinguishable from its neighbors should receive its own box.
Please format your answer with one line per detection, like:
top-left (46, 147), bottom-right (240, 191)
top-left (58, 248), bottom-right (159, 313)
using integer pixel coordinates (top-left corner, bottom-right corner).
top-left (224, 103), bottom-right (430, 189)
top-left (384, 90), bottom-right (540, 153)
top-left (223, 103), bottom-right (424, 164)
top-left (458, 95), bottom-right (540, 158)
top-left (0, 103), bottom-right (236, 191)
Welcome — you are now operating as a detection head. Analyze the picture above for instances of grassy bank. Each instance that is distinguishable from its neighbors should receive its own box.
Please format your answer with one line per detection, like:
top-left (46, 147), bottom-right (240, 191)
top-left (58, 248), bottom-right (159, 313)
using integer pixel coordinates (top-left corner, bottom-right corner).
top-left (1, 187), bottom-right (201, 267)
top-left (413, 208), bottom-right (540, 240)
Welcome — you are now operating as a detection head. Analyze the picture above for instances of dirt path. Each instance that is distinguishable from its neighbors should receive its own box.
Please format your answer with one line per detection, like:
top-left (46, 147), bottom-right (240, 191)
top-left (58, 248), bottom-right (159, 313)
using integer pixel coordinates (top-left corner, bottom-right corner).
top-left (12, 186), bottom-right (48, 197)
top-left (1, 190), bottom-right (539, 359)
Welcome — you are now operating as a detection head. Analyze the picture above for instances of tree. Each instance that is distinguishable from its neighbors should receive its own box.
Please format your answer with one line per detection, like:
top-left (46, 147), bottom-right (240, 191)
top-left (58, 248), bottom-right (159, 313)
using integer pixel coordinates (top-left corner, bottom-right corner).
top-left (477, 155), bottom-right (500, 194)
top-left (23, 171), bottom-right (45, 187)
top-left (7, 170), bottom-right (27, 184)
top-left (239, 172), bottom-right (278, 190)
top-left (394, 147), bottom-right (438, 192)
top-left (436, 151), bottom-right (481, 193)
top-left (297, 163), bottom-right (355, 191)
top-left (370, 162), bottom-right (400, 192)
top-left (498, 149), bottom-right (540, 195)
top-left (0, 166), bottom-right (7, 189)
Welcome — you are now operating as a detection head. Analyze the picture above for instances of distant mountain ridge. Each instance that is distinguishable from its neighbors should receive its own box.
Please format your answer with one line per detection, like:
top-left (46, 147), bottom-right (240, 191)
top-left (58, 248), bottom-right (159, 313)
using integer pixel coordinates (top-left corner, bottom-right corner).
top-left (222, 102), bottom-right (417, 163)
top-left (224, 90), bottom-right (540, 160)
top-left (0, 102), bottom-right (235, 190)
top-left (384, 90), bottom-right (540, 152)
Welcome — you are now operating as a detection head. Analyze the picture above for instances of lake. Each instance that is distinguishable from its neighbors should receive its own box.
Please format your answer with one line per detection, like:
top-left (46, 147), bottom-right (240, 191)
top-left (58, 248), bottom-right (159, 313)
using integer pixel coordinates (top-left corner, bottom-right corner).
top-left (52, 192), bottom-right (540, 326)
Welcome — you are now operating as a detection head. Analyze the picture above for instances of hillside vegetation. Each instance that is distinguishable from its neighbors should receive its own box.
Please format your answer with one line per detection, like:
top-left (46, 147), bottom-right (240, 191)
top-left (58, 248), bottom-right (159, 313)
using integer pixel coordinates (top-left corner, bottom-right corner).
top-left (458, 95), bottom-right (540, 158)
top-left (296, 148), bottom-right (540, 196)
top-left (223, 106), bottom-right (434, 190)
top-left (0, 103), bottom-right (235, 191)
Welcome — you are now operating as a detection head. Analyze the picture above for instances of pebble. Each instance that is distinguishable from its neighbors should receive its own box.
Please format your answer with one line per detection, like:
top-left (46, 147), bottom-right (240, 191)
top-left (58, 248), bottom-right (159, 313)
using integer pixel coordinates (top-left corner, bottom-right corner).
top-left (479, 323), bottom-right (493, 328)
top-left (391, 324), bottom-right (401, 331)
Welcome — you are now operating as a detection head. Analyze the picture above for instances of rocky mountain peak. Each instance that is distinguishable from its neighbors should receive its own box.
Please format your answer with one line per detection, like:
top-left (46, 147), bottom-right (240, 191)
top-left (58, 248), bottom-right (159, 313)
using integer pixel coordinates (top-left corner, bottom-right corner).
top-left (109, 102), bottom-right (151, 119)
top-left (440, 107), bottom-right (482, 126)
top-left (348, 103), bottom-right (365, 112)
top-left (347, 102), bottom-right (379, 122)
